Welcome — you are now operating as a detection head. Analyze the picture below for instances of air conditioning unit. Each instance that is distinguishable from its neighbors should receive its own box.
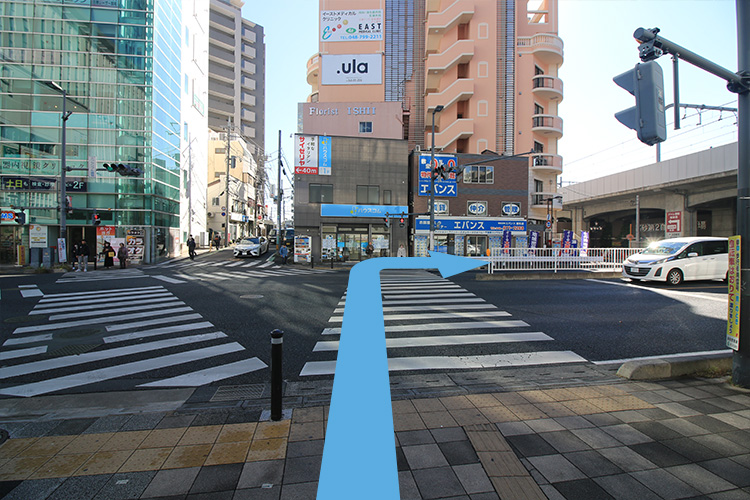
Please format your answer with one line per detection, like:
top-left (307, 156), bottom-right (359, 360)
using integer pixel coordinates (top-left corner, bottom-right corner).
top-left (207, 212), bottom-right (213, 217)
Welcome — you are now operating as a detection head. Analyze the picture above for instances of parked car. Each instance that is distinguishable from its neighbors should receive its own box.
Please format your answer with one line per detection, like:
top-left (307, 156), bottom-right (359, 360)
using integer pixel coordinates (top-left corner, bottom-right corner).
top-left (268, 228), bottom-right (294, 250)
top-left (622, 236), bottom-right (729, 285)
top-left (233, 237), bottom-right (268, 258)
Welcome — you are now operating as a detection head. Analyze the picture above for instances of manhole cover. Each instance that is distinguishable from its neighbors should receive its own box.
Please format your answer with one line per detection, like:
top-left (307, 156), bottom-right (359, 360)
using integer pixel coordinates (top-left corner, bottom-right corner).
top-left (46, 343), bottom-right (100, 358)
top-left (58, 328), bottom-right (100, 339)
top-left (4, 315), bottom-right (46, 324)
top-left (211, 384), bottom-right (265, 401)
top-left (240, 294), bottom-right (264, 299)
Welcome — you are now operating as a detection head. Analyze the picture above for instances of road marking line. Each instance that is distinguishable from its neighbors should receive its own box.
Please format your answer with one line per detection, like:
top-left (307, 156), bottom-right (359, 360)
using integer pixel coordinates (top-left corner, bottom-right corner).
top-left (105, 313), bottom-right (203, 332)
top-left (20, 288), bottom-right (43, 298)
top-left (4, 334), bottom-right (53, 346)
top-left (592, 349), bottom-right (733, 365)
top-left (36, 291), bottom-right (173, 307)
top-left (321, 320), bottom-right (529, 335)
top-left (40, 286), bottom-right (164, 300)
top-left (48, 300), bottom-right (184, 320)
top-left (333, 304), bottom-right (496, 313)
top-left (0, 342), bottom-right (245, 397)
top-left (30, 296), bottom-right (177, 315)
top-left (104, 321), bottom-right (215, 343)
top-left (314, 332), bottom-right (552, 351)
top-left (0, 346), bottom-right (47, 360)
top-left (152, 275), bottom-right (186, 284)
top-left (328, 310), bottom-right (511, 323)
top-left (13, 306), bottom-right (194, 334)
top-left (138, 357), bottom-right (268, 387)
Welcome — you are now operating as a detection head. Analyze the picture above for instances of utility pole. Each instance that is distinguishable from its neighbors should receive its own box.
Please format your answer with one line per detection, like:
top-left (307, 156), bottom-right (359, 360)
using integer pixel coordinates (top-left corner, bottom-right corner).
top-left (276, 130), bottom-right (282, 252)
top-left (225, 117), bottom-right (231, 247)
top-left (187, 133), bottom-right (193, 241)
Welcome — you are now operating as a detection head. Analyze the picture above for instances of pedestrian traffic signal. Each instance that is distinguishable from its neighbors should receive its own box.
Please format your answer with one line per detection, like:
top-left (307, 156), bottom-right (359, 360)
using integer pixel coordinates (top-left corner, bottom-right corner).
top-left (613, 61), bottom-right (666, 146)
top-left (14, 211), bottom-right (25, 225)
top-left (384, 217), bottom-right (390, 229)
top-left (103, 163), bottom-right (142, 177)
top-left (92, 212), bottom-right (101, 226)
top-left (399, 213), bottom-right (405, 228)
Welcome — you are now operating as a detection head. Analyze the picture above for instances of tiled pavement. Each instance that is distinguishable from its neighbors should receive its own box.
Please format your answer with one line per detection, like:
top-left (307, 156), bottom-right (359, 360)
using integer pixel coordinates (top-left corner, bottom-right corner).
top-left (1, 377), bottom-right (750, 499)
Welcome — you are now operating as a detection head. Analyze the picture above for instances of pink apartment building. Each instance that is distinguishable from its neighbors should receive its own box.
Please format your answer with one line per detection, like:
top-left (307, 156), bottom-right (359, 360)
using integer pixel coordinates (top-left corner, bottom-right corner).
top-left (304, 0), bottom-right (563, 244)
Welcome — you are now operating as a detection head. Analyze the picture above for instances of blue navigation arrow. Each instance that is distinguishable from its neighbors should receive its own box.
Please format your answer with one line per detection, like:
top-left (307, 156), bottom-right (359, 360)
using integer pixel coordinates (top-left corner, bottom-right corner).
top-left (317, 251), bottom-right (488, 499)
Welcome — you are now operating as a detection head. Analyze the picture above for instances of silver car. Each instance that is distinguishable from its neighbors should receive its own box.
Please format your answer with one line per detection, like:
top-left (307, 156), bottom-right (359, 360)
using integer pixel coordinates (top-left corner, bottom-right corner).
top-left (233, 237), bottom-right (268, 258)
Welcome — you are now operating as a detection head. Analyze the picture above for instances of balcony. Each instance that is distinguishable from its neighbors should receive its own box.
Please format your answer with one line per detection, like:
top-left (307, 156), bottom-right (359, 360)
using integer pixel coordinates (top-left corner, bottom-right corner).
top-left (306, 53), bottom-right (320, 88)
top-left (425, 79), bottom-right (474, 113)
top-left (531, 153), bottom-right (563, 175)
top-left (531, 192), bottom-right (561, 208)
top-left (532, 114), bottom-right (563, 139)
top-left (531, 75), bottom-right (563, 102)
top-left (434, 119), bottom-right (473, 149)
top-left (426, 0), bottom-right (474, 53)
top-left (425, 39), bottom-right (474, 90)
top-left (517, 33), bottom-right (563, 65)
top-left (426, 0), bottom-right (441, 14)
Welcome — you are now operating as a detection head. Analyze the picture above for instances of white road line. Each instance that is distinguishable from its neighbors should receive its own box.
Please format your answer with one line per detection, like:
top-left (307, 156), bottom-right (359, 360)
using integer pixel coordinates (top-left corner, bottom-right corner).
top-left (48, 300), bottom-right (184, 320)
top-left (30, 296), bottom-right (177, 315)
top-left (0, 346), bottom-right (47, 360)
top-left (333, 304), bottom-right (496, 314)
top-left (328, 310), bottom-right (511, 323)
top-left (0, 342), bottom-right (245, 397)
top-left (321, 320), bottom-right (529, 335)
top-left (20, 288), bottom-right (43, 298)
top-left (592, 349), bottom-right (733, 365)
top-left (194, 273), bottom-right (229, 280)
top-left (382, 292), bottom-right (476, 300)
top-left (300, 350), bottom-right (587, 376)
top-left (241, 261), bottom-right (262, 267)
top-left (225, 261), bottom-right (245, 267)
top-left (215, 272), bottom-right (241, 279)
top-left (104, 321), bottom-right (215, 343)
top-left (39, 286), bottom-right (164, 301)
top-left (383, 298), bottom-right (486, 305)
top-left (35, 291), bottom-right (173, 307)
top-left (258, 262), bottom-right (274, 268)
top-left (173, 273), bottom-right (202, 281)
top-left (4, 334), bottom-right (53, 346)
top-left (13, 306), bottom-right (195, 334)
top-left (18, 285), bottom-right (37, 288)
top-left (313, 332), bottom-right (552, 351)
top-left (105, 313), bottom-right (203, 332)
top-left (152, 275), bottom-right (186, 284)
top-left (138, 357), bottom-right (268, 387)
top-left (57, 274), bottom-right (146, 283)
top-left (0, 332), bottom-right (228, 379)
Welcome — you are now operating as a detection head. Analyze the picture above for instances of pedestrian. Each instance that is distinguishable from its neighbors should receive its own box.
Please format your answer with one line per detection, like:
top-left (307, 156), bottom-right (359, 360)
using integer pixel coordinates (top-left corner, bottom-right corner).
top-left (342, 246), bottom-right (349, 262)
top-left (213, 233), bottom-right (221, 251)
top-left (365, 241), bottom-right (374, 259)
top-left (77, 240), bottom-right (90, 272)
top-left (102, 241), bottom-right (115, 269)
top-left (117, 243), bottom-right (128, 269)
top-left (397, 244), bottom-right (407, 257)
top-left (71, 242), bottom-right (80, 270)
top-left (279, 244), bottom-right (289, 264)
top-left (187, 235), bottom-right (196, 260)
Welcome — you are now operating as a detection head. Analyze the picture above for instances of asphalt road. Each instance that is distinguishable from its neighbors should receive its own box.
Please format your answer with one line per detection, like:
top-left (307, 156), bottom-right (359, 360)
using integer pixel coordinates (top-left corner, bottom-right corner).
top-left (0, 251), bottom-right (730, 398)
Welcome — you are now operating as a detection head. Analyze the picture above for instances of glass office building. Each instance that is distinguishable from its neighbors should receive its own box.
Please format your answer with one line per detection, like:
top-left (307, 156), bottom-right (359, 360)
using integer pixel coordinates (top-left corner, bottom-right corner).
top-left (0, 0), bottom-right (182, 264)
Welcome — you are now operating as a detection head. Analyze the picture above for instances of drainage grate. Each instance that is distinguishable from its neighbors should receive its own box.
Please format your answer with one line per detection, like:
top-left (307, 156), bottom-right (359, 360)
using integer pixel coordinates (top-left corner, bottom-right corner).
top-left (211, 384), bottom-right (266, 402)
top-left (46, 343), bottom-right (100, 358)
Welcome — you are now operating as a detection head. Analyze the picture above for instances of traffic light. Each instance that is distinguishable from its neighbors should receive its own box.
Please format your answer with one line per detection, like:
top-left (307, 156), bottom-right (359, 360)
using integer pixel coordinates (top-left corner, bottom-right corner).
top-left (103, 163), bottom-right (142, 177)
top-left (399, 213), bottom-right (405, 228)
top-left (384, 217), bottom-right (390, 229)
top-left (14, 211), bottom-right (25, 225)
top-left (92, 212), bottom-right (101, 226)
top-left (613, 61), bottom-right (667, 146)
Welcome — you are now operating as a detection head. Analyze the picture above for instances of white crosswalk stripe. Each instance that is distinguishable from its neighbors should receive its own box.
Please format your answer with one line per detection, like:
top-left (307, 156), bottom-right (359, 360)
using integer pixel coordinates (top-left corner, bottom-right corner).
top-left (56, 269), bottom-right (147, 284)
top-left (300, 270), bottom-right (587, 376)
top-left (0, 285), bottom-right (267, 396)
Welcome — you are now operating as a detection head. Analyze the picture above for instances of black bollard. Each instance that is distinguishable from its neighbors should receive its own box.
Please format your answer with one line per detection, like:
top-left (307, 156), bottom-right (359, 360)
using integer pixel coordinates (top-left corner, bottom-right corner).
top-left (270, 329), bottom-right (283, 421)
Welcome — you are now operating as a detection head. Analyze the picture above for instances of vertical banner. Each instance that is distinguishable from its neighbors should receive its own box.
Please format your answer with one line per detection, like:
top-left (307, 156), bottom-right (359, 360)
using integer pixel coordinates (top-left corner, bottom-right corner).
top-left (562, 230), bottom-right (573, 248)
top-left (727, 235), bottom-right (741, 350)
top-left (57, 238), bottom-right (67, 263)
top-left (501, 230), bottom-right (512, 254)
top-left (126, 228), bottom-right (145, 264)
top-left (529, 231), bottom-right (539, 248)
top-left (580, 231), bottom-right (590, 257)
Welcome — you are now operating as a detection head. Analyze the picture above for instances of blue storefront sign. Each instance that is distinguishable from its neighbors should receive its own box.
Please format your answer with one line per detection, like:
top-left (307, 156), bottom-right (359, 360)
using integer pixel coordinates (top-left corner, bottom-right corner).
top-left (417, 154), bottom-right (457, 197)
top-left (415, 217), bottom-right (526, 233)
top-left (321, 204), bottom-right (409, 218)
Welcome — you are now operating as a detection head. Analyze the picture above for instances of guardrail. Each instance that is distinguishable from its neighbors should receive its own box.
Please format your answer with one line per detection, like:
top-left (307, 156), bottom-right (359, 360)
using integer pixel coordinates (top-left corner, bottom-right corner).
top-left (482, 247), bottom-right (643, 274)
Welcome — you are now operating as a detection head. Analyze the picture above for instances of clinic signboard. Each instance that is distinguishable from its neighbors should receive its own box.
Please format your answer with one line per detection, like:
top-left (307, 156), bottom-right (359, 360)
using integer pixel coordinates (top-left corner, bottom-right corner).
top-left (417, 154), bottom-right (457, 197)
top-left (294, 135), bottom-right (332, 175)
top-left (321, 10), bottom-right (383, 42)
top-left (415, 217), bottom-right (526, 234)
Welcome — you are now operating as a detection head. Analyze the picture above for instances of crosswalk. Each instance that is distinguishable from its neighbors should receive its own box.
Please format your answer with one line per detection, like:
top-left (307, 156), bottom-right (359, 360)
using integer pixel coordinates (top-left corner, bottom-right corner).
top-left (0, 285), bottom-right (266, 397)
top-left (146, 258), bottom-right (332, 280)
top-left (299, 270), bottom-right (586, 376)
top-left (56, 268), bottom-right (147, 284)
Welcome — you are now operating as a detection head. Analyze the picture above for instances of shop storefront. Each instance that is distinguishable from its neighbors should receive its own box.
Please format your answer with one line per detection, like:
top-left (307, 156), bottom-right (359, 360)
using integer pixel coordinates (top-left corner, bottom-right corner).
top-left (414, 216), bottom-right (527, 256)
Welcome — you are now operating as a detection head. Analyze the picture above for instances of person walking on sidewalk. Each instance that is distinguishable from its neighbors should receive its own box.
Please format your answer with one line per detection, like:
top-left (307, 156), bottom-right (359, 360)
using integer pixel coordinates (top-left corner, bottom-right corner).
top-left (279, 244), bottom-right (289, 264)
top-left (102, 241), bottom-right (115, 269)
top-left (397, 243), bottom-right (407, 257)
top-left (77, 240), bottom-right (90, 272)
top-left (187, 235), bottom-right (197, 260)
top-left (365, 241), bottom-right (374, 259)
top-left (213, 233), bottom-right (221, 251)
top-left (117, 243), bottom-right (128, 269)
top-left (71, 242), bottom-right (80, 270)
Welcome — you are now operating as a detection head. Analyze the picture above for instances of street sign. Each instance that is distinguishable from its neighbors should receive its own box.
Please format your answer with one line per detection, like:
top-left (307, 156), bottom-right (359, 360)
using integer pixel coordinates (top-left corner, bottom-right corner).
top-left (545, 221), bottom-right (552, 228)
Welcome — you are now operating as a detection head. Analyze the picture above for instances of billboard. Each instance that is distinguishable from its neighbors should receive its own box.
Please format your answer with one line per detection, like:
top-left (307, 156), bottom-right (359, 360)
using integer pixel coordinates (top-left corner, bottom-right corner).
top-left (321, 54), bottom-right (382, 85)
top-left (321, 10), bottom-right (383, 42)
top-left (417, 154), bottom-right (458, 197)
top-left (294, 135), bottom-right (332, 175)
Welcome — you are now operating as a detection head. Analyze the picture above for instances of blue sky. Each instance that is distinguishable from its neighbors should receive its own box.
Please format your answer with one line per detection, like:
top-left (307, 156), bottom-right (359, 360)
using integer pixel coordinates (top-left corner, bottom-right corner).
top-left (243, 0), bottom-right (739, 195)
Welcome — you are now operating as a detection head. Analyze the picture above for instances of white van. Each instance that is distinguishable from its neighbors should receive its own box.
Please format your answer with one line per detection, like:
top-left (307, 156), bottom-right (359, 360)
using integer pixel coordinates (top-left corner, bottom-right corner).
top-left (622, 237), bottom-right (729, 285)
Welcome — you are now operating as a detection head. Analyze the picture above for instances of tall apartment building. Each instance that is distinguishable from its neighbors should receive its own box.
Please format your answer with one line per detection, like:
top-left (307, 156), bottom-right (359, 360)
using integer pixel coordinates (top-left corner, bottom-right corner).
top-left (0, 0), bottom-right (184, 264)
top-left (305, 0), bottom-right (563, 232)
top-left (207, 0), bottom-right (265, 157)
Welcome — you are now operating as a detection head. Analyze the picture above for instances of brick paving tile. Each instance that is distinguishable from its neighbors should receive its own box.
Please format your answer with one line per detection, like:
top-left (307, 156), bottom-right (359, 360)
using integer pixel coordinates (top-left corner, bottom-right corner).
top-left (30, 453), bottom-right (90, 479)
top-left (161, 444), bottom-right (212, 469)
top-left (699, 458), bottom-right (750, 488)
top-left (412, 398), bottom-right (447, 413)
top-left (236, 459), bottom-right (283, 489)
top-left (246, 438), bottom-right (287, 462)
top-left (140, 467), bottom-right (200, 497)
top-left (630, 468), bottom-right (702, 499)
top-left (75, 449), bottom-right (133, 475)
top-left (403, 443), bottom-right (450, 469)
top-left (629, 421), bottom-right (685, 441)
top-left (593, 473), bottom-right (662, 500)
top-left (628, 442), bottom-right (691, 468)
top-left (439, 440), bottom-right (479, 466)
top-left (479, 406), bottom-right (518, 423)
top-left (492, 392), bottom-right (530, 406)
top-left (553, 416), bottom-right (595, 431)
top-left (563, 450), bottom-right (623, 478)
top-left (476, 451), bottom-right (527, 477)
top-left (394, 412), bottom-right (427, 432)
top-left (525, 419), bottom-right (566, 433)
top-left (288, 421), bottom-right (324, 442)
top-left (527, 454), bottom-right (586, 483)
top-left (412, 466), bottom-right (466, 499)
top-left (489, 476), bottom-right (546, 500)
top-left (118, 447), bottom-right (172, 472)
top-left (539, 430), bottom-right (591, 453)
top-left (505, 434), bottom-right (557, 458)
top-left (392, 400), bottom-right (418, 414)
top-left (597, 446), bottom-right (658, 472)
top-left (397, 429), bottom-right (435, 446)
top-left (599, 424), bottom-right (653, 445)
top-left (452, 463), bottom-right (494, 494)
top-left (569, 427), bottom-right (623, 449)
top-left (440, 395), bottom-right (475, 410)
top-left (431, 427), bottom-right (468, 443)
top-left (660, 417), bottom-right (713, 437)
top-left (466, 431), bottom-right (512, 453)
top-left (553, 478), bottom-right (616, 500)
top-left (532, 402), bottom-right (577, 418)
top-left (665, 463), bottom-right (736, 494)
top-left (421, 410), bottom-right (460, 429)
top-left (291, 407), bottom-right (325, 424)
top-left (18, 435), bottom-right (76, 457)
top-left (189, 462), bottom-right (243, 493)
top-left (286, 439), bottom-right (323, 459)
top-left (139, 428), bottom-right (187, 449)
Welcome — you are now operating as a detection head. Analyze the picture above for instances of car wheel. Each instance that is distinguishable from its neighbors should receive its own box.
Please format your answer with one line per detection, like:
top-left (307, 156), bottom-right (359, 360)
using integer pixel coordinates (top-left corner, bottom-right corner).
top-left (667, 268), bottom-right (683, 285)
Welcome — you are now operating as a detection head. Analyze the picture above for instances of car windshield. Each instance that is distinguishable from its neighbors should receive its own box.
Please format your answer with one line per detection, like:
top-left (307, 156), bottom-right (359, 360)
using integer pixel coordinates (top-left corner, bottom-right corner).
top-left (240, 238), bottom-right (260, 245)
top-left (641, 241), bottom-right (686, 255)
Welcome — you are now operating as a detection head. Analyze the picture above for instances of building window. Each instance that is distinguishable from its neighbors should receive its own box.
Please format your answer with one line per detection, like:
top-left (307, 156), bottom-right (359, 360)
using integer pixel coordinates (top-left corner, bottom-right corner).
top-left (310, 183), bottom-right (333, 203)
top-left (534, 103), bottom-right (544, 115)
top-left (357, 185), bottom-right (379, 204)
top-left (211, 197), bottom-right (220, 206)
top-left (457, 63), bottom-right (469, 79)
top-left (533, 179), bottom-right (544, 205)
top-left (184, 74), bottom-right (188, 94)
top-left (535, 65), bottom-right (544, 76)
top-left (383, 190), bottom-right (392, 205)
top-left (359, 121), bottom-right (373, 133)
top-left (467, 201), bottom-right (488, 216)
top-left (463, 165), bottom-right (494, 184)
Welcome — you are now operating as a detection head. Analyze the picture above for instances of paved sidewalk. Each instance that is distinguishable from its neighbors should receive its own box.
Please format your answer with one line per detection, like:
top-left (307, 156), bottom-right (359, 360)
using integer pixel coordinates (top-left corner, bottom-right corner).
top-left (1, 375), bottom-right (750, 499)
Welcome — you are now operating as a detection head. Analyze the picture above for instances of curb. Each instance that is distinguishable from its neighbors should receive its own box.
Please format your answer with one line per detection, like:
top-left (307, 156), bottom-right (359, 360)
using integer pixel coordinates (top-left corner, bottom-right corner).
top-left (617, 353), bottom-right (733, 380)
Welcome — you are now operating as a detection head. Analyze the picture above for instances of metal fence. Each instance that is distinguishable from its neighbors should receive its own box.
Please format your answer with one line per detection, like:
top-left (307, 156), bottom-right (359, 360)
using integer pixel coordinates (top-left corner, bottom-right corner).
top-left (481, 247), bottom-right (644, 274)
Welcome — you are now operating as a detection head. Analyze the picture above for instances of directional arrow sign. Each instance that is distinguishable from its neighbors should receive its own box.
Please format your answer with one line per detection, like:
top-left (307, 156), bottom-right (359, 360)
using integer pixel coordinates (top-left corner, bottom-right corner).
top-left (317, 251), bottom-right (488, 499)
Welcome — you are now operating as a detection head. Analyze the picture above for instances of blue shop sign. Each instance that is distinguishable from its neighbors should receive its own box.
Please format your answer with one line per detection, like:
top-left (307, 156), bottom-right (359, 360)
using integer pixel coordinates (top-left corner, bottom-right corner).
top-left (415, 217), bottom-right (527, 233)
top-left (321, 204), bottom-right (409, 218)
top-left (417, 154), bottom-right (457, 197)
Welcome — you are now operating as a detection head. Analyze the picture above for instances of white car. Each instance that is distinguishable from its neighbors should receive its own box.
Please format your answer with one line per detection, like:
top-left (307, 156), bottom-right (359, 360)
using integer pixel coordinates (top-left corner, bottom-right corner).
top-left (233, 237), bottom-right (268, 258)
top-left (622, 236), bottom-right (729, 285)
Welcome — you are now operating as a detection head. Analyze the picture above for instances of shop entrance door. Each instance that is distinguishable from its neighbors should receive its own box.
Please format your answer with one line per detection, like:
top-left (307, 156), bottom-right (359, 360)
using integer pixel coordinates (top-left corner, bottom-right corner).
top-left (339, 232), bottom-right (369, 261)
top-left (465, 235), bottom-right (487, 256)
top-left (0, 226), bottom-right (18, 264)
